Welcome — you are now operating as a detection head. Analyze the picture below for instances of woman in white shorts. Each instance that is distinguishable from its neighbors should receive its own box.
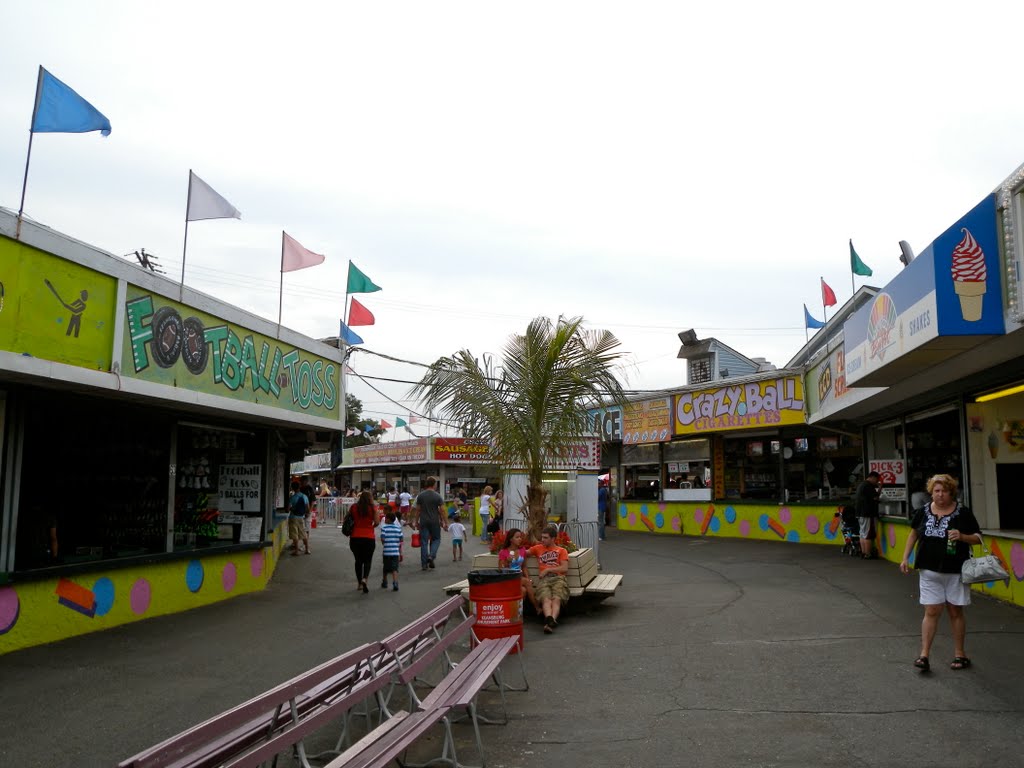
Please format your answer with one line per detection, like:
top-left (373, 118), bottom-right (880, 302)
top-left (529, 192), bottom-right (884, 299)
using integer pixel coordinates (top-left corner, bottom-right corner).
top-left (899, 474), bottom-right (981, 673)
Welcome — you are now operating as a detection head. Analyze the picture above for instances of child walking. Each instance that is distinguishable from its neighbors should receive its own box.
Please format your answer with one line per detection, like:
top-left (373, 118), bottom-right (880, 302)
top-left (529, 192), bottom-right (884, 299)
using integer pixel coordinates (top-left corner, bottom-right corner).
top-left (448, 518), bottom-right (466, 561)
top-left (380, 511), bottom-right (404, 591)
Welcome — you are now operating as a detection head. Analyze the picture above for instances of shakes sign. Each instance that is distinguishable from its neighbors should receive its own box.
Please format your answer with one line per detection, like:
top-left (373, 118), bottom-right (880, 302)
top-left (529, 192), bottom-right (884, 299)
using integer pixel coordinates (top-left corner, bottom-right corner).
top-left (674, 376), bottom-right (806, 435)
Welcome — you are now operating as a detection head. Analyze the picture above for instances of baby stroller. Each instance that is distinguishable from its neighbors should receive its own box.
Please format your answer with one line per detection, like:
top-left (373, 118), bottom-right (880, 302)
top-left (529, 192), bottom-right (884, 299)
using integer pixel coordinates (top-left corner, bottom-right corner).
top-left (836, 505), bottom-right (860, 556)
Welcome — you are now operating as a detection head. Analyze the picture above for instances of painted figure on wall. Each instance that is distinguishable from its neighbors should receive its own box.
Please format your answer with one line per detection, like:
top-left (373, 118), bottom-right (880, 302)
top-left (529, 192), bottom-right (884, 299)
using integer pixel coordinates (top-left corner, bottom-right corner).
top-left (45, 279), bottom-right (89, 337)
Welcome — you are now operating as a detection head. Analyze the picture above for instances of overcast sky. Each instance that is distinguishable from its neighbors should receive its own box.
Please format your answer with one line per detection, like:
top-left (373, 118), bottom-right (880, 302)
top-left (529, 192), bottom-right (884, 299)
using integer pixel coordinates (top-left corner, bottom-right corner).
top-left (2, 1), bottom-right (1024, 435)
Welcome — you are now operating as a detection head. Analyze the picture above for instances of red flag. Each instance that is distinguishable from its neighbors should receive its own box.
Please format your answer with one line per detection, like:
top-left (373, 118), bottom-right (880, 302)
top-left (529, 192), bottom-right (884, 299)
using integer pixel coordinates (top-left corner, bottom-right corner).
top-left (348, 297), bottom-right (375, 326)
top-left (380, 419), bottom-right (393, 429)
top-left (821, 278), bottom-right (837, 308)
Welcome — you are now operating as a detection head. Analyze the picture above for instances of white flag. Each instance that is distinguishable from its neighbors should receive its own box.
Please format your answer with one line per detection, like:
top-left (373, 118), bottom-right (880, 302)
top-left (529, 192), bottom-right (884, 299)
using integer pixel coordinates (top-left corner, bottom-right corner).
top-left (186, 171), bottom-right (241, 222)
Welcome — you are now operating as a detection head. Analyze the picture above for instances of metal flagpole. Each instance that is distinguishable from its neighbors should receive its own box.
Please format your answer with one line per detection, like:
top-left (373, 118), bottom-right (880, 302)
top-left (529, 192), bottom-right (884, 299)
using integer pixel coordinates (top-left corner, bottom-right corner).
top-left (179, 171), bottom-right (194, 302)
top-left (16, 67), bottom-right (45, 240)
top-left (277, 231), bottom-right (285, 336)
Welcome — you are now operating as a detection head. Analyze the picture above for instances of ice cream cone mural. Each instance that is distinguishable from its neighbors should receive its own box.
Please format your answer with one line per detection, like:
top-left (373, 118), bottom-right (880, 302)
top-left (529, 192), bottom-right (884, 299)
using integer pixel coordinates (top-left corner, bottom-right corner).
top-left (988, 430), bottom-right (1000, 459)
top-left (951, 227), bottom-right (986, 321)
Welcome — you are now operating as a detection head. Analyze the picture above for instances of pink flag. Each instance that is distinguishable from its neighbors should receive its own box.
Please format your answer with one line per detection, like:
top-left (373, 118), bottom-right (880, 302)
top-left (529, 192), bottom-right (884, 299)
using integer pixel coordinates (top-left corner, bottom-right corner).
top-left (380, 419), bottom-right (393, 429)
top-left (281, 231), bottom-right (325, 273)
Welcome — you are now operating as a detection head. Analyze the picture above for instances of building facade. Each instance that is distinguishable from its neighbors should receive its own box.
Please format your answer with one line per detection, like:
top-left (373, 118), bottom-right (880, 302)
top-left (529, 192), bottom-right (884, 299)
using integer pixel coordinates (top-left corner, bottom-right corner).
top-left (0, 211), bottom-right (344, 653)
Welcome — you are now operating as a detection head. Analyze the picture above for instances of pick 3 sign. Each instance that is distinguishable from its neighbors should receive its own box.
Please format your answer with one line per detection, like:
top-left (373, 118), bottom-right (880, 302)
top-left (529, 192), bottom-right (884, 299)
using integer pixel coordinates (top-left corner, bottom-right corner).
top-left (868, 459), bottom-right (906, 485)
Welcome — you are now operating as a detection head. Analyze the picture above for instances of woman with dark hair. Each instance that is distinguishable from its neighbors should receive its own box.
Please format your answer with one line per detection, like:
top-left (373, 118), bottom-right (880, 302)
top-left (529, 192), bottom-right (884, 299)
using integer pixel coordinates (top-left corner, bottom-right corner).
top-left (350, 490), bottom-right (380, 594)
top-left (498, 528), bottom-right (539, 614)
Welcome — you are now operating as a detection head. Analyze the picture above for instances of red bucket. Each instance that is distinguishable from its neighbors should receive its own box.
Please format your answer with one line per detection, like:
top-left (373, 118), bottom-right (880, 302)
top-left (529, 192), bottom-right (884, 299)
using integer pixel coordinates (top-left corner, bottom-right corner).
top-left (468, 569), bottom-right (523, 653)
top-left (411, 531), bottom-right (421, 548)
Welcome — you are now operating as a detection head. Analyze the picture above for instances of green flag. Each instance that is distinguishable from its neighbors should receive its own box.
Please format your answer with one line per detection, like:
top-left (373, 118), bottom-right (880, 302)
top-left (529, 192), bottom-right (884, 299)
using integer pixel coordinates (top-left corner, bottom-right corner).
top-left (347, 261), bottom-right (381, 294)
top-left (850, 240), bottom-right (872, 276)
top-left (396, 417), bottom-right (408, 427)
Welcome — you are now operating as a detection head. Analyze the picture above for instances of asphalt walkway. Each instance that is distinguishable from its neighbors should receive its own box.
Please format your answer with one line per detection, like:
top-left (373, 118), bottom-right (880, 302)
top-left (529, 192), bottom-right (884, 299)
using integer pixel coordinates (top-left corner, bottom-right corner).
top-left (3, 525), bottom-right (1023, 767)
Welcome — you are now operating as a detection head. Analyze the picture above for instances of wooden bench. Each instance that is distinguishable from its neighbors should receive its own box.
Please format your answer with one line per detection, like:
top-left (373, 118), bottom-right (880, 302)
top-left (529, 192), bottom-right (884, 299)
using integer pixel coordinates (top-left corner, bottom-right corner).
top-left (118, 596), bottom-right (479, 768)
top-left (323, 633), bottom-right (521, 768)
top-left (118, 641), bottom-right (384, 768)
top-left (443, 547), bottom-right (623, 604)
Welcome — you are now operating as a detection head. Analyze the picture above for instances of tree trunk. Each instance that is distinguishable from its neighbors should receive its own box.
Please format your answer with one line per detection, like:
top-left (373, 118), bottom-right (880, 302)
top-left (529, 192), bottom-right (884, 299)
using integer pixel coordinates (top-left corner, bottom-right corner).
top-left (525, 483), bottom-right (549, 543)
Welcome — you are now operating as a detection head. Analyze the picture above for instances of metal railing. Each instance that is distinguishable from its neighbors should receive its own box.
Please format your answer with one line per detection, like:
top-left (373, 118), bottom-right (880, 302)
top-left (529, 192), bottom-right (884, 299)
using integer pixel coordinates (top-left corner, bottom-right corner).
top-left (315, 497), bottom-right (345, 522)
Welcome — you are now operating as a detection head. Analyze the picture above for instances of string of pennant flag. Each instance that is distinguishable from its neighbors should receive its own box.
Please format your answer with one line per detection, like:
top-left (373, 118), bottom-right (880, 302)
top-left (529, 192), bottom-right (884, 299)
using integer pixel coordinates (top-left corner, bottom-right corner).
top-left (16, 65), bottom-right (382, 343)
top-left (345, 415), bottom-right (422, 437)
top-left (802, 240), bottom-right (874, 331)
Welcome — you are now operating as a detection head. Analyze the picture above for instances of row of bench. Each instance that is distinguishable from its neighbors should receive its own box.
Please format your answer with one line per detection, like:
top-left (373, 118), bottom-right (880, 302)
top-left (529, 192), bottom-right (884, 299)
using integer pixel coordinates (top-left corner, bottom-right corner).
top-left (120, 595), bottom-right (527, 768)
top-left (443, 547), bottom-right (623, 603)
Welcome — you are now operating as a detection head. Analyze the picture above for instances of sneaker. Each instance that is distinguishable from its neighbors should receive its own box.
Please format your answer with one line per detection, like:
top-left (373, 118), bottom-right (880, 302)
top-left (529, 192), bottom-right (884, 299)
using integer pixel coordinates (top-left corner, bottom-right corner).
top-left (381, 580), bottom-right (388, 589)
top-left (428, 559), bottom-right (435, 569)
top-left (392, 583), bottom-right (399, 591)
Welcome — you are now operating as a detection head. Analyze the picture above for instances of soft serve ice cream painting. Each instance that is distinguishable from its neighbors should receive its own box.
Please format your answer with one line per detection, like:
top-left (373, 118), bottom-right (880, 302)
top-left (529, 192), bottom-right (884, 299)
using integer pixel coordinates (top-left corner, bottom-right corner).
top-left (950, 228), bottom-right (986, 321)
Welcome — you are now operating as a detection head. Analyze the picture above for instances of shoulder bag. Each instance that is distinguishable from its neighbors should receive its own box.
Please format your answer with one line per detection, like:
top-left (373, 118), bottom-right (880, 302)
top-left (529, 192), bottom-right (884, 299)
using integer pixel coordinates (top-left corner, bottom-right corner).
top-left (961, 535), bottom-right (1010, 584)
top-left (341, 512), bottom-right (355, 537)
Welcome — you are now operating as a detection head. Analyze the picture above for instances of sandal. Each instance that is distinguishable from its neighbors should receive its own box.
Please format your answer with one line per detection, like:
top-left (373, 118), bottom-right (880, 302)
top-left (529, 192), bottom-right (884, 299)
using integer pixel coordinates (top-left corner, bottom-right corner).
top-left (950, 656), bottom-right (971, 670)
top-left (913, 656), bottom-right (930, 672)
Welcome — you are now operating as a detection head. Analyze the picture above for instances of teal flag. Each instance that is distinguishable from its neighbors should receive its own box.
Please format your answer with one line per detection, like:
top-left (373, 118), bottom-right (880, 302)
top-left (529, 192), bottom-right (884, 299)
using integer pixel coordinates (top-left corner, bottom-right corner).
top-left (347, 261), bottom-right (381, 294)
top-left (396, 418), bottom-right (408, 427)
top-left (850, 240), bottom-right (872, 276)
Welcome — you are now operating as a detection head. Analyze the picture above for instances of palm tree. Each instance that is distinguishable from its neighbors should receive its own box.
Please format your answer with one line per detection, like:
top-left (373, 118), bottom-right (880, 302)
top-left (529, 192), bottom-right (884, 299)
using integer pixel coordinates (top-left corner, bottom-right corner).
top-left (410, 315), bottom-right (628, 541)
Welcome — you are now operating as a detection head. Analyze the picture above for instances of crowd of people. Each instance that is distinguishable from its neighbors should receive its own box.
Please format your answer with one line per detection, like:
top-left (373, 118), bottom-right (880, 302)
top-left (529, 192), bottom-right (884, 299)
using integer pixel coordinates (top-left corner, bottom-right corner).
top-left (286, 475), bottom-right (574, 637)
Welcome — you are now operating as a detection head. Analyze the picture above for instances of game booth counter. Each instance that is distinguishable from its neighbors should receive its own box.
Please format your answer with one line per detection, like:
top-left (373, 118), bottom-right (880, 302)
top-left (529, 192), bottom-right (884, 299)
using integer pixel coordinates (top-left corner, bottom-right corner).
top-left (0, 211), bottom-right (344, 654)
top-left (618, 166), bottom-right (1024, 610)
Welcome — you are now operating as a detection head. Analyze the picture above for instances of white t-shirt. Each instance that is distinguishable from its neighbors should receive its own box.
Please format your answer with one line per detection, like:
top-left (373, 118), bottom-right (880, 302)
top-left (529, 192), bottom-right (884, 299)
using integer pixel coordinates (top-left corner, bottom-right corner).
top-left (387, 491), bottom-right (398, 504)
top-left (479, 494), bottom-right (491, 515)
top-left (448, 522), bottom-right (467, 540)
top-left (399, 492), bottom-right (412, 507)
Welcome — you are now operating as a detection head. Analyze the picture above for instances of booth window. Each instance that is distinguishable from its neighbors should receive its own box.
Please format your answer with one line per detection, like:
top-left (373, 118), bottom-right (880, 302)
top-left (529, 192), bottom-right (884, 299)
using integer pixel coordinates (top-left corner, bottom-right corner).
top-left (174, 423), bottom-right (264, 549)
top-left (16, 392), bottom-right (171, 570)
top-left (622, 442), bottom-right (661, 499)
top-left (664, 439), bottom-right (710, 488)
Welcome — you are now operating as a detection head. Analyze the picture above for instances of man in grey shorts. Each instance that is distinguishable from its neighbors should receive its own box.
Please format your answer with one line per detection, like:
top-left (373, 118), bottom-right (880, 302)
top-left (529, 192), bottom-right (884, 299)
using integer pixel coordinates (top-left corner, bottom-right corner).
top-left (855, 471), bottom-right (881, 559)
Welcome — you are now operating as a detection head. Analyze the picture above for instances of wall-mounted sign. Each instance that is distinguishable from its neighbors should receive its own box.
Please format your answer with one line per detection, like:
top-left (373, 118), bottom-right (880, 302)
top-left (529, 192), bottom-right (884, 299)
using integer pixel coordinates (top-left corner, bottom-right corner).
top-left (0, 237), bottom-right (117, 371)
top-left (844, 194), bottom-right (1004, 387)
top-left (219, 464), bottom-right (262, 512)
top-left (674, 376), bottom-right (806, 434)
top-left (622, 398), bottom-right (672, 444)
top-left (352, 438), bottom-right (429, 466)
top-left (123, 286), bottom-right (340, 420)
top-left (587, 406), bottom-right (623, 442)
top-left (868, 459), bottom-right (906, 486)
top-left (432, 438), bottom-right (492, 462)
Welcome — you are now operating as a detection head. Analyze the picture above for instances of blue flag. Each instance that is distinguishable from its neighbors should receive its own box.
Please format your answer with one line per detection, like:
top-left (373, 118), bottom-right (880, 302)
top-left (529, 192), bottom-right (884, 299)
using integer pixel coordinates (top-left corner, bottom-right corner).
top-left (339, 320), bottom-right (364, 346)
top-left (804, 304), bottom-right (826, 329)
top-left (31, 68), bottom-right (111, 136)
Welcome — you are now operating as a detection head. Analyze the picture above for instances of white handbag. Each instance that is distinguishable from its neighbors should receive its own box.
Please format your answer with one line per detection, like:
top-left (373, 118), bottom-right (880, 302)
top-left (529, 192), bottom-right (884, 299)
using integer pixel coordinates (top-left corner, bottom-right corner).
top-left (960, 536), bottom-right (1010, 585)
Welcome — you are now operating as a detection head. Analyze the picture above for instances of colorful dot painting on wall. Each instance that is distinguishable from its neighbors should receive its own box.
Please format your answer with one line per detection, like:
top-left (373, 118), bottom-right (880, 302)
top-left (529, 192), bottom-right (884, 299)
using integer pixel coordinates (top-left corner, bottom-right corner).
top-left (0, 519), bottom-right (289, 655)
top-left (617, 502), bottom-right (1024, 609)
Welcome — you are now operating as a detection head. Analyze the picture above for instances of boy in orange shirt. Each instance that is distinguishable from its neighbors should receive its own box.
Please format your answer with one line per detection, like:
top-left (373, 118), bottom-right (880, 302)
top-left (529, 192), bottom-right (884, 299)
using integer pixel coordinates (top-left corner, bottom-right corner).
top-left (526, 525), bottom-right (570, 633)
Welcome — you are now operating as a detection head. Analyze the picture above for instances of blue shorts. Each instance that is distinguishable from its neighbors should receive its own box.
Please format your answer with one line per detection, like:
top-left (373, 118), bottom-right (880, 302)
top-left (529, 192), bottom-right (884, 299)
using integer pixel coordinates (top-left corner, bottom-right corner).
top-left (452, 538), bottom-right (463, 546)
top-left (382, 555), bottom-right (400, 574)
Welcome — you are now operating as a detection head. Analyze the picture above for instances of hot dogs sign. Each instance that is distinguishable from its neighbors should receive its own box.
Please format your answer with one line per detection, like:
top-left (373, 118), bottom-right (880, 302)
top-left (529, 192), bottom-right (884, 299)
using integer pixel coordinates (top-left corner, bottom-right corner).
top-left (123, 288), bottom-right (339, 418)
